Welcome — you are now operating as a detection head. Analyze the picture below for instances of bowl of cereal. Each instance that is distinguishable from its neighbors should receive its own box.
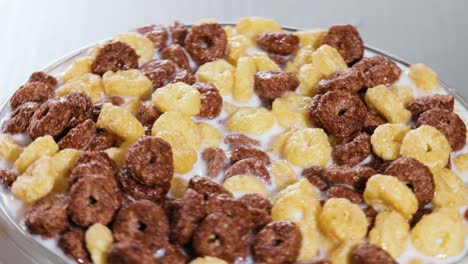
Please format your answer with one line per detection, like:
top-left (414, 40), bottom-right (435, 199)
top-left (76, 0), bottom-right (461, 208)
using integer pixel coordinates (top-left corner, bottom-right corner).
top-left (0, 17), bottom-right (467, 264)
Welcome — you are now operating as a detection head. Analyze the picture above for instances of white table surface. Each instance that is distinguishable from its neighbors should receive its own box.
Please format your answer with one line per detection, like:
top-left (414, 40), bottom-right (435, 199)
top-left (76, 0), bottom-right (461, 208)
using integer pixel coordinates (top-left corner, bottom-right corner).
top-left (0, 0), bottom-right (467, 263)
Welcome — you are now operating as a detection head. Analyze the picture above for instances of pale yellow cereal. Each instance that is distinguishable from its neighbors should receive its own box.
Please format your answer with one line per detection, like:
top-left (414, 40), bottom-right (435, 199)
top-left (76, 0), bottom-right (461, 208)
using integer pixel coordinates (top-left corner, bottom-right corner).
top-left (227, 35), bottom-right (254, 65)
top-left (268, 129), bottom-right (296, 155)
top-left (96, 103), bottom-right (144, 142)
top-left (85, 223), bottom-right (113, 264)
top-left (400, 125), bottom-right (451, 170)
top-left (287, 45), bottom-right (315, 73)
top-left (233, 56), bottom-right (256, 102)
top-left (152, 111), bottom-right (201, 150)
top-left (453, 153), bottom-right (468, 172)
top-left (408, 63), bottom-right (441, 92)
top-left (370, 124), bottom-right (411, 160)
top-left (369, 211), bottom-right (410, 258)
top-left (236, 17), bottom-right (282, 37)
top-left (269, 160), bottom-right (297, 190)
top-left (223, 101), bottom-right (240, 115)
top-left (365, 85), bottom-right (411, 124)
top-left (312, 44), bottom-right (348, 77)
top-left (56, 73), bottom-right (104, 102)
top-left (51, 149), bottom-right (81, 193)
top-left (294, 29), bottom-right (327, 49)
top-left (152, 82), bottom-right (201, 116)
top-left (102, 69), bottom-right (152, 98)
top-left (223, 174), bottom-right (268, 198)
top-left (363, 174), bottom-right (418, 219)
top-left (226, 107), bottom-right (274, 135)
top-left (122, 99), bottom-right (140, 116)
top-left (431, 168), bottom-right (468, 208)
top-left (330, 239), bottom-right (363, 264)
top-left (0, 134), bottom-right (23, 162)
top-left (272, 92), bottom-right (312, 129)
top-left (189, 256), bottom-right (228, 264)
top-left (169, 176), bottom-right (189, 198)
top-left (284, 128), bottom-right (331, 168)
top-left (195, 59), bottom-right (235, 95)
top-left (252, 52), bottom-right (280, 71)
top-left (198, 122), bottom-right (222, 148)
top-left (224, 26), bottom-right (235, 38)
top-left (156, 130), bottom-right (197, 174)
top-left (113, 32), bottom-right (154, 64)
top-left (104, 144), bottom-right (129, 169)
top-left (14, 135), bottom-right (58, 174)
top-left (11, 157), bottom-right (57, 203)
top-left (61, 57), bottom-right (92, 82)
top-left (297, 64), bottom-right (323, 97)
top-left (391, 85), bottom-right (414, 107)
top-left (411, 208), bottom-right (464, 257)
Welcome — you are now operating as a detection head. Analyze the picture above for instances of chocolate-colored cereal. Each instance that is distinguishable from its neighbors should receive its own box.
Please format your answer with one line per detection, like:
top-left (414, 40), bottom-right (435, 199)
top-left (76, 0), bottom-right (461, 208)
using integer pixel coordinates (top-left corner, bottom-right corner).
top-left (332, 133), bottom-right (371, 166)
top-left (324, 165), bottom-right (377, 190)
top-left (68, 175), bottom-right (121, 227)
top-left (113, 200), bottom-right (169, 250)
top-left (384, 157), bottom-right (435, 208)
top-left (253, 221), bottom-right (302, 264)
top-left (321, 24), bottom-right (364, 65)
top-left (230, 146), bottom-right (271, 165)
top-left (158, 243), bottom-right (188, 264)
top-left (268, 53), bottom-right (289, 66)
top-left (28, 97), bottom-right (72, 139)
top-left (141, 59), bottom-right (176, 88)
top-left (3, 102), bottom-right (39, 134)
top-left (409, 208), bottom-right (433, 227)
top-left (107, 240), bottom-right (156, 264)
top-left (58, 228), bottom-right (91, 264)
top-left (92, 96), bottom-right (125, 121)
top-left (64, 91), bottom-right (94, 128)
top-left (254, 71), bottom-right (300, 99)
top-left (224, 158), bottom-right (271, 183)
top-left (239, 193), bottom-right (272, 229)
top-left (302, 166), bottom-right (328, 191)
top-left (407, 94), bottom-right (454, 120)
top-left (202, 148), bottom-right (227, 178)
top-left (161, 44), bottom-right (191, 72)
top-left (317, 68), bottom-right (363, 94)
top-left (126, 136), bottom-right (174, 187)
top-left (28, 71), bottom-right (58, 87)
top-left (185, 23), bottom-right (227, 64)
top-left (188, 176), bottom-right (232, 200)
top-left (206, 194), bottom-right (252, 234)
top-left (306, 94), bottom-right (323, 128)
top-left (416, 108), bottom-right (466, 151)
top-left (256, 32), bottom-right (299, 55)
top-left (351, 243), bottom-right (397, 264)
top-left (363, 206), bottom-right (378, 227)
top-left (169, 189), bottom-right (205, 244)
top-left (169, 21), bottom-right (188, 46)
top-left (136, 101), bottom-right (161, 127)
top-left (363, 111), bottom-right (386, 134)
top-left (0, 169), bottom-right (16, 187)
top-left (91, 41), bottom-right (139, 76)
top-left (86, 129), bottom-right (118, 151)
top-left (140, 24), bottom-right (169, 50)
top-left (464, 208), bottom-right (468, 221)
top-left (316, 90), bottom-right (367, 138)
top-left (10, 82), bottom-right (54, 108)
top-left (224, 134), bottom-right (261, 149)
top-left (353, 55), bottom-right (401, 88)
top-left (69, 151), bottom-right (116, 183)
top-left (171, 69), bottom-right (196, 85)
top-left (75, 151), bottom-right (116, 170)
top-left (194, 82), bottom-right (223, 119)
top-left (326, 186), bottom-right (363, 204)
top-left (193, 213), bottom-right (247, 262)
top-left (295, 260), bottom-right (332, 264)
top-left (58, 119), bottom-right (96, 150)
top-left (117, 168), bottom-right (169, 202)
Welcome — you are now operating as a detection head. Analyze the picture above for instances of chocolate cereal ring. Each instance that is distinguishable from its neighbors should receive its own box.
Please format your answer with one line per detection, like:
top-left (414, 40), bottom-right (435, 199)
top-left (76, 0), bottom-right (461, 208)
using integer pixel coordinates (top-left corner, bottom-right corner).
top-left (230, 146), bottom-right (271, 165)
top-left (256, 32), bottom-right (299, 55)
top-left (161, 44), bottom-right (191, 72)
top-left (138, 24), bottom-right (169, 50)
top-left (316, 68), bottom-right (363, 94)
top-left (28, 97), bottom-right (72, 139)
top-left (140, 59), bottom-right (176, 88)
top-left (332, 133), bottom-right (371, 166)
top-left (302, 166), bottom-right (328, 191)
top-left (3, 102), bottom-right (40, 134)
top-left (194, 82), bottom-right (223, 119)
top-left (58, 228), bottom-right (92, 264)
top-left (239, 193), bottom-right (272, 229)
top-left (224, 134), bottom-right (261, 149)
top-left (224, 158), bottom-right (271, 184)
top-left (86, 129), bottom-right (118, 151)
top-left (171, 69), bottom-right (196, 85)
top-left (64, 91), bottom-right (94, 128)
top-left (326, 186), bottom-right (363, 204)
top-left (10, 81), bottom-right (54, 108)
top-left (206, 194), bottom-right (253, 234)
top-left (136, 101), bottom-right (161, 127)
top-left (28, 71), bottom-right (58, 87)
top-left (324, 165), bottom-right (377, 190)
top-left (116, 168), bottom-right (169, 202)
top-left (254, 71), bottom-right (300, 99)
top-left (169, 21), bottom-right (188, 46)
top-left (169, 189), bottom-right (205, 244)
top-left (351, 243), bottom-right (397, 264)
top-left (407, 94), bottom-right (454, 120)
top-left (188, 176), bottom-right (232, 200)
top-left (0, 169), bottom-right (16, 188)
top-left (58, 119), bottom-right (96, 150)
top-left (306, 94), bottom-right (323, 128)
top-left (106, 240), bottom-right (156, 264)
top-left (353, 55), bottom-right (401, 88)
top-left (363, 111), bottom-right (386, 134)
top-left (185, 23), bottom-right (227, 64)
top-left (321, 24), bottom-right (364, 65)
top-left (91, 41), bottom-right (139, 76)
top-left (202, 147), bottom-right (227, 178)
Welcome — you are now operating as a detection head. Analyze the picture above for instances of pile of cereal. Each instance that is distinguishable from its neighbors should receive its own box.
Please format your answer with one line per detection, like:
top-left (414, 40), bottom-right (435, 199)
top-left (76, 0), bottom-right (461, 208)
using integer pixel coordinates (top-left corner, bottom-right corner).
top-left (0, 17), bottom-right (467, 264)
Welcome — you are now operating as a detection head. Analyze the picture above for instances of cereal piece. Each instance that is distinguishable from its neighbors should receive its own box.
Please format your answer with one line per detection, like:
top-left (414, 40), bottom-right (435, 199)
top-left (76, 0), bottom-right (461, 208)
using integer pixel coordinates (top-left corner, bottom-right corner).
top-left (302, 166), bottom-right (328, 191)
top-left (10, 82), bottom-right (54, 108)
top-left (227, 34), bottom-right (253, 64)
top-left (86, 130), bottom-right (117, 151)
top-left (190, 257), bottom-right (228, 264)
top-left (417, 108), bottom-right (466, 151)
top-left (353, 55), bottom-right (401, 88)
top-left (57, 73), bottom-right (104, 102)
top-left (152, 82), bottom-right (201, 116)
top-left (254, 71), bottom-right (300, 99)
top-left (223, 174), bottom-right (268, 198)
top-left (202, 147), bottom-right (227, 178)
top-left (272, 92), bottom-right (312, 129)
top-left (96, 103), bottom-right (145, 142)
top-left (297, 64), bottom-right (323, 97)
top-left (323, 165), bottom-right (376, 190)
top-left (230, 146), bottom-right (270, 165)
top-left (113, 200), bottom-right (169, 250)
top-left (454, 153), bottom-right (468, 172)
top-left (91, 42), bottom-right (139, 76)
top-left (315, 91), bottom-right (367, 138)
top-left (106, 240), bottom-right (155, 264)
top-left (205, 194), bottom-right (252, 234)
top-left (391, 85), bottom-right (414, 106)
top-left (113, 33), bottom-right (154, 64)
top-left (137, 24), bottom-right (168, 49)
top-left (233, 56), bottom-right (256, 102)
top-left (284, 128), bottom-right (331, 168)
top-left (312, 44), bottom-right (348, 77)
top-left (24, 193), bottom-right (69, 237)
top-left (253, 221), bottom-right (302, 264)
top-left (363, 174), bottom-right (418, 219)
top-left (365, 85), bottom-right (411, 124)
top-left (257, 32), bottom-right (299, 55)
top-left (65, 91), bottom-right (94, 127)
top-left (363, 111), bottom-right (386, 134)
top-left (27, 97), bottom-right (72, 139)
top-left (411, 208), bottom-right (464, 257)
top-left (116, 168), bottom-right (168, 202)
top-left (198, 123), bottom-right (222, 148)
top-left (226, 107), bottom-right (274, 135)
top-left (151, 111), bottom-right (201, 150)
top-left (169, 20), bottom-right (188, 45)
top-left (408, 63), bottom-right (440, 92)
top-left (369, 211), bottom-right (409, 258)
top-left (172, 69), bottom-right (196, 85)
top-left (161, 44), bottom-right (191, 72)
top-left (268, 160), bottom-right (297, 190)
top-left (321, 24), bottom-right (364, 65)
top-left (253, 52), bottom-right (281, 71)
top-left (195, 59), bottom-right (235, 95)
top-left (58, 119), bottom-right (96, 150)
top-left (11, 157), bottom-right (57, 203)
top-left (351, 243), bottom-right (397, 264)
top-left (224, 134), bottom-right (260, 149)
top-left (287, 45), bottom-right (315, 74)
top-left (62, 57), bottom-right (93, 82)
top-left (332, 133), bottom-right (371, 166)
top-left (28, 71), bottom-right (57, 87)
top-left (224, 158), bottom-right (270, 183)
top-left (157, 242), bottom-right (188, 264)
top-left (431, 168), bottom-right (468, 208)
top-left (169, 176), bottom-right (189, 198)
top-left (140, 59), bottom-right (175, 88)
top-left (14, 135), bottom-right (58, 174)
top-left (370, 123), bottom-right (410, 161)
top-left (409, 208), bottom-right (433, 228)
top-left (236, 17), bottom-right (282, 36)
top-left (135, 101), bottom-right (161, 127)
top-left (384, 157), bottom-right (434, 208)
top-left (0, 134), bottom-right (23, 163)
top-left (239, 193), bottom-right (272, 228)
top-left (188, 175), bottom-right (232, 199)
top-left (316, 68), bottom-right (363, 94)
top-left (294, 29), bottom-right (327, 49)
top-left (51, 149), bottom-right (81, 193)
top-left (85, 223), bottom-right (113, 264)
top-left (185, 23), bottom-right (227, 64)
top-left (326, 186), bottom-right (363, 204)
top-left (0, 169), bottom-right (16, 188)
top-left (400, 125), bottom-right (451, 170)
top-left (59, 228), bottom-right (92, 264)
top-left (407, 94), bottom-right (454, 120)
top-left (319, 198), bottom-right (367, 243)
top-left (103, 69), bottom-right (152, 98)
top-left (194, 82), bottom-right (223, 119)
top-left (329, 239), bottom-right (362, 264)
top-left (3, 102), bottom-right (39, 134)
top-left (156, 130), bottom-right (198, 174)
